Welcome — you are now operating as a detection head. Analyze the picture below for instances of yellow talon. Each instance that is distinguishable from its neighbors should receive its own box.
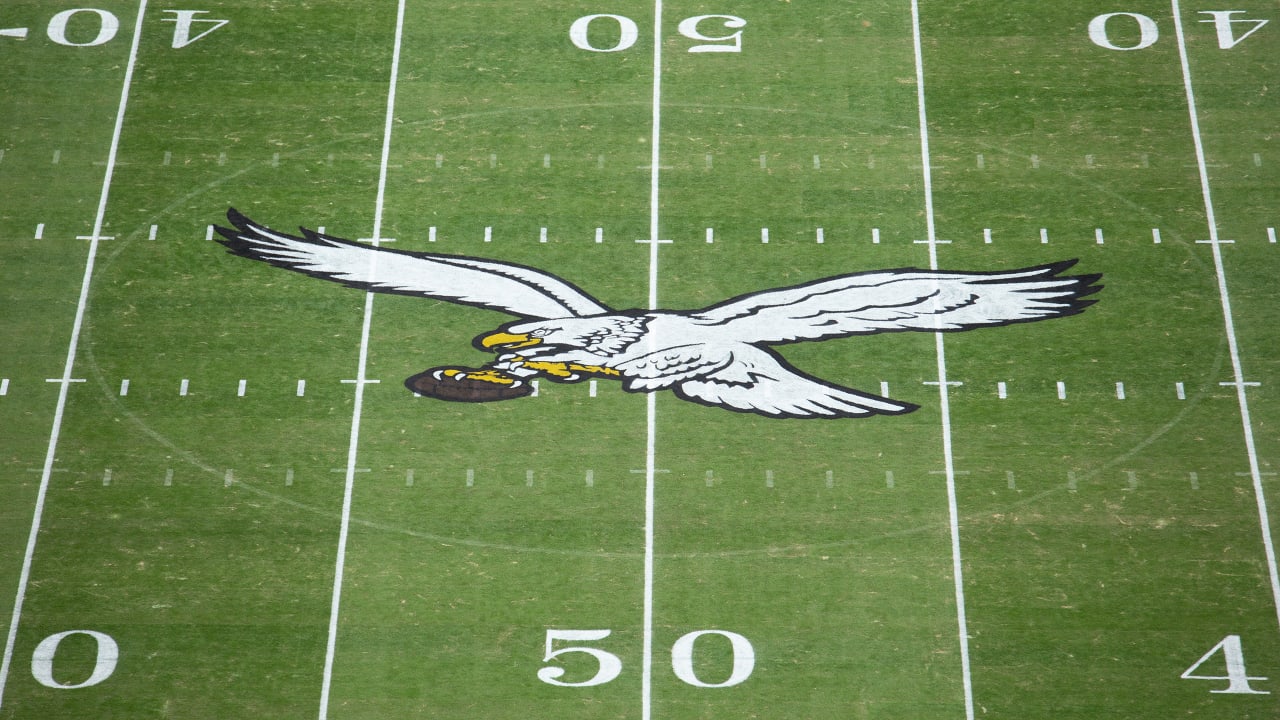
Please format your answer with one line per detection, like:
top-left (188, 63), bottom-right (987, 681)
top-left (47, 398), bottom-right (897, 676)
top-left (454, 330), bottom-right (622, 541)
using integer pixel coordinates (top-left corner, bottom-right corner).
top-left (439, 367), bottom-right (519, 385)
top-left (571, 363), bottom-right (620, 377)
top-left (465, 369), bottom-right (520, 385)
top-left (522, 361), bottom-right (620, 379)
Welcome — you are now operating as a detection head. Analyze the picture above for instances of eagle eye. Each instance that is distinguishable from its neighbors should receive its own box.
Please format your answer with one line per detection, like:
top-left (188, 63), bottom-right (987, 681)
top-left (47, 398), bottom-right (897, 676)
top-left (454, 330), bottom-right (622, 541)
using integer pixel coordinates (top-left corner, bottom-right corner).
top-left (531, 327), bottom-right (554, 337)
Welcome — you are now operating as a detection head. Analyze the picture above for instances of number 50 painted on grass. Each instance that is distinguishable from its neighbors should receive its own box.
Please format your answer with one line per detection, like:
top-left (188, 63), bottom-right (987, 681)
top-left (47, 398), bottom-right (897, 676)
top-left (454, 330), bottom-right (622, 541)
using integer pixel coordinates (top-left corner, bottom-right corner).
top-left (538, 629), bottom-right (755, 688)
top-left (570, 14), bottom-right (746, 53)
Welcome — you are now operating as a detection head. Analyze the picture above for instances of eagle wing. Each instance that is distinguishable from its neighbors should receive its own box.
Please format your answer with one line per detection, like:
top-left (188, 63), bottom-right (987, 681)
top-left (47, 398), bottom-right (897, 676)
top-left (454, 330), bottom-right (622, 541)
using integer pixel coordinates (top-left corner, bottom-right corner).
top-left (215, 209), bottom-right (611, 319)
top-left (671, 345), bottom-right (917, 419)
top-left (687, 261), bottom-right (1100, 345)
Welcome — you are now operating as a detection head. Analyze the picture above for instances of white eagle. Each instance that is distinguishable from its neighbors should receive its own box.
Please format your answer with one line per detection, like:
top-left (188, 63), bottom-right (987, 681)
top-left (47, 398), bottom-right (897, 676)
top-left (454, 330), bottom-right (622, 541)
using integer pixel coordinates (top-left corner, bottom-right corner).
top-left (216, 210), bottom-right (1100, 419)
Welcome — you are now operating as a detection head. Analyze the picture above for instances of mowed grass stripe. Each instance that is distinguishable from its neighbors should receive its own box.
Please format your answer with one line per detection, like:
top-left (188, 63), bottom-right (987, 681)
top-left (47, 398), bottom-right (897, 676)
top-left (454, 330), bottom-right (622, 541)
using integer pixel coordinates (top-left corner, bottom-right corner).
top-left (652, 1), bottom-right (969, 716)
top-left (0, 0), bottom-right (148, 709)
top-left (326, 3), bottom-right (652, 718)
top-left (320, 2), bottom-right (406, 719)
top-left (1168, 0), bottom-right (1280, 631)
top-left (920, 2), bottom-right (1280, 718)
top-left (1, 2), bottom-right (408, 717)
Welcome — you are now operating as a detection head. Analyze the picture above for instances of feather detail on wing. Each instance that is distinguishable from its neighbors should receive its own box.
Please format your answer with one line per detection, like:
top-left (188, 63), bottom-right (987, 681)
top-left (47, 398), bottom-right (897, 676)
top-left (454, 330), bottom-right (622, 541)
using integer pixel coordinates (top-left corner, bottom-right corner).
top-left (672, 346), bottom-right (918, 419)
top-left (688, 261), bottom-right (1101, 345)
top-left (214, 209), bottom-right (611, 319)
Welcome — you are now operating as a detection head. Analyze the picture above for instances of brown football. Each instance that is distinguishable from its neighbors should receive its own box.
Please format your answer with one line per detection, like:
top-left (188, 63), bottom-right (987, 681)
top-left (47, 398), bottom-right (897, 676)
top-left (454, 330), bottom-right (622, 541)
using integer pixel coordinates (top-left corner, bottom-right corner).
top-left (405, 367), bottom-right (534, 402)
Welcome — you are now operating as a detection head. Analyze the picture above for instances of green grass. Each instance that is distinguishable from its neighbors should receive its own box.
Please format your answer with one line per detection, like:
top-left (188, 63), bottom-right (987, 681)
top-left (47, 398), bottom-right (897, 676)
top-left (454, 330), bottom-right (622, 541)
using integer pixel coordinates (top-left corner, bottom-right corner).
top-left (1, 1), bottom-right (1278, 718)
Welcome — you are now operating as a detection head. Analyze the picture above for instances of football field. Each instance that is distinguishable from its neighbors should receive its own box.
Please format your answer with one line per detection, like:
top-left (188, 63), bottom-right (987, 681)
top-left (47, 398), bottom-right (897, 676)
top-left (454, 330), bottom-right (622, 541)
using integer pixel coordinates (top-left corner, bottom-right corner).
top-left (2, 1), bottom-right (1279, 718)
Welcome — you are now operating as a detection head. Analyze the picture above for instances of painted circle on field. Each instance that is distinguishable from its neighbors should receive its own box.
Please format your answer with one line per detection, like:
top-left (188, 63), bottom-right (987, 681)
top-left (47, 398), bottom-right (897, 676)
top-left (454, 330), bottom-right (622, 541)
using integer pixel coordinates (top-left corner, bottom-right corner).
top-left (79, 101), bottom-right (1223, 558)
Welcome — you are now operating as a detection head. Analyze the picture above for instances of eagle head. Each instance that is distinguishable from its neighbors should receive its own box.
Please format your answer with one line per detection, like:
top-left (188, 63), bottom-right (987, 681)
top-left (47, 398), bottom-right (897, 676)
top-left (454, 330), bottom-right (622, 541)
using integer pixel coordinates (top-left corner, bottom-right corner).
top-left (475, 315), bottom-right (648, 356)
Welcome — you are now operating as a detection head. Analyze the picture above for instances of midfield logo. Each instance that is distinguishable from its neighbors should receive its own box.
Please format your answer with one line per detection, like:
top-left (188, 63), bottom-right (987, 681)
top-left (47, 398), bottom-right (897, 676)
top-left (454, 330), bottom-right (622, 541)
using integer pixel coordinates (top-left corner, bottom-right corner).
top-left (216, 210), bottom-right (1100, 419)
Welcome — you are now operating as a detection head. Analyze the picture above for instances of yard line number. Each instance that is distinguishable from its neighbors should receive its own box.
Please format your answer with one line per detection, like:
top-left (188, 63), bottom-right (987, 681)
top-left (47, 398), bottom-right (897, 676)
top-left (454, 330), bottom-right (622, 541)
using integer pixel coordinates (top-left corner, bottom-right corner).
top-left (1088, 10), bottom-right (1268, 50)
top-left (31, 631), bottom-right (119, 690)
top-left (1, 8), bottom-right (227, 48)
top-left (538, 629), bottom-right (754, 688)
top-left (569, 14), bottom-right (745, 53)
top-left (1181, 635), bottom-right (1269, 695)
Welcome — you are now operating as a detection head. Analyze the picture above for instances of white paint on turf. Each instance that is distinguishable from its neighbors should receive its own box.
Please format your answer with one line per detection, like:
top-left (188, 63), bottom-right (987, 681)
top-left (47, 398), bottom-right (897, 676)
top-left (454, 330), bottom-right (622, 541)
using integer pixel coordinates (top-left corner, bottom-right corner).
top-left (641, 4), bottom-right (664, 719)
top-left (317, 2), bottom-right (406, 719)
top-left (1170, 0), bottom-right (1280, 635)
top-left (910, 3), bottom-right (975, 719)
top-left (0, 1), bottom-right (148, 708)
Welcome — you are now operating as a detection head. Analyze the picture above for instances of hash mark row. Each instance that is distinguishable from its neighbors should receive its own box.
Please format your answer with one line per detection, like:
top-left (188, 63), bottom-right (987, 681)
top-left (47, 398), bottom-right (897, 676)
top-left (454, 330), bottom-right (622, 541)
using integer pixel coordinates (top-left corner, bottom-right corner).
top-left (0, 376), bottom-right (1241, 401)
top-left (7, 147), bottom-right (1268, 172)
top-left (75, 465), bottom-right (1244, 492)
top-left (16, 222), bottom-right (1280, 246)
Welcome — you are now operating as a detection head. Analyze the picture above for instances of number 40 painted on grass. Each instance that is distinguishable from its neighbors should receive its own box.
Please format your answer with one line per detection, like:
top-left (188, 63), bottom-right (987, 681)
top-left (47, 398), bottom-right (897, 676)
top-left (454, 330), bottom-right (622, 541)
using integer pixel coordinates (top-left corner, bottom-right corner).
top-left (1089, 10), bottom-right (1267, 50)
top-left (0, 8), bottom-right (228, 49)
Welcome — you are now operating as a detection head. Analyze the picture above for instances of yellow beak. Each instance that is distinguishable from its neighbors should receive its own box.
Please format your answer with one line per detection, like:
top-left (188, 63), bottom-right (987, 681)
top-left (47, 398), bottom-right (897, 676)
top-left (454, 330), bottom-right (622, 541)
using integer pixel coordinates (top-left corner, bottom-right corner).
top-left (479, 331), bottom-right (543, 351)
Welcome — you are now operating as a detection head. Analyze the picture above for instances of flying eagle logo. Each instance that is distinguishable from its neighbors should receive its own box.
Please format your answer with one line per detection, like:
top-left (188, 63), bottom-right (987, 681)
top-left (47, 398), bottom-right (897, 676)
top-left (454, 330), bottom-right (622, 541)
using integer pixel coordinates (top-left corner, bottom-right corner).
top-left (215, 210), bottom-right (1101, 419)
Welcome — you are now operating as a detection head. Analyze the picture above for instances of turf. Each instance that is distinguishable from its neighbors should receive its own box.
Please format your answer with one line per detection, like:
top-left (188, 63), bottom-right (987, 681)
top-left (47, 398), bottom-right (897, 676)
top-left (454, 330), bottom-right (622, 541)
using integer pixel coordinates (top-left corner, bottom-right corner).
top-left (1, 1), bottom-right (1278, 718)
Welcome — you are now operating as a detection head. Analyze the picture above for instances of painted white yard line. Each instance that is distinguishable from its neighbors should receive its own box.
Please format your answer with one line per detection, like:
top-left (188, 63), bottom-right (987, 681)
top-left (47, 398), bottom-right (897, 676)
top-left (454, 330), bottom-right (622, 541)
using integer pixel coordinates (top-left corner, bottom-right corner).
top-left (0, 1), bottom-right (148, 709)
top-left (1170, 0), bottom-right (1280, 634)
top-left (317, 2), bottom-right (405, 719)
top-left (910, 3), bottom-right (975, 720)
top-left (641, 3), bottom-right (664, 720)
